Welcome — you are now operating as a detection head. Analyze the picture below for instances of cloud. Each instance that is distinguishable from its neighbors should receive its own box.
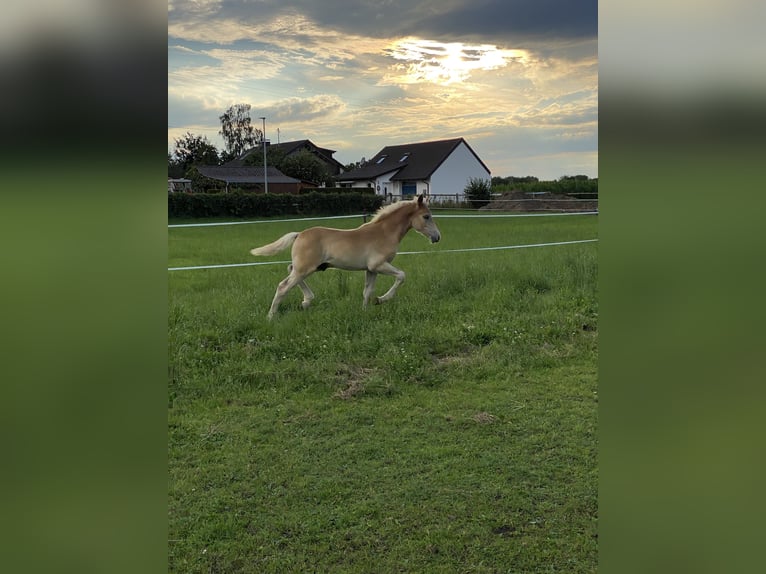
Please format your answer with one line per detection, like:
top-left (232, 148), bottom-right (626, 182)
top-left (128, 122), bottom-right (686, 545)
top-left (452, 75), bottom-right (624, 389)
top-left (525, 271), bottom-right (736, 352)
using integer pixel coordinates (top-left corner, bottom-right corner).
top-left (169, 1), bottom-right (597, 43)
top-left (270, 94), bottom-right (346, 123)
top-left (168, 0), bottom-right (598, 177)
top-left (405, 0), bottom-right (598, 42)
top-left (380, 38), bottom-right (531, 85)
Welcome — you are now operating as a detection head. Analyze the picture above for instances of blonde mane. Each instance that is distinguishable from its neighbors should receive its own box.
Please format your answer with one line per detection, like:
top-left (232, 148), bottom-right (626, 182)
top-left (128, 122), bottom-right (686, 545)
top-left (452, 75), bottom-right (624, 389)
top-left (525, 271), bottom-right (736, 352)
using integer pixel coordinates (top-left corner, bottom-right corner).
top-left (369, 198), bottom-right (418, 223)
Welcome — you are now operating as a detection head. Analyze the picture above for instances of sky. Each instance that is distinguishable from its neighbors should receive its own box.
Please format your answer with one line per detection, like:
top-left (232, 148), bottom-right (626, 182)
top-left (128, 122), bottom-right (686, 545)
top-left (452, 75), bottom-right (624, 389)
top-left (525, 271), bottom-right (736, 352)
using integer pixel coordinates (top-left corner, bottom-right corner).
top-left (168, 0), bottom-right (598, 180)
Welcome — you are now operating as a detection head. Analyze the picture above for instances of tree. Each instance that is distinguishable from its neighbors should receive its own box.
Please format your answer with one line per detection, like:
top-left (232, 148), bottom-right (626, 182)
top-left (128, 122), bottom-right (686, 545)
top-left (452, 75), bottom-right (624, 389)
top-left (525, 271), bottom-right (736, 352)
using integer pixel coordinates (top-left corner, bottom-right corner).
top-left (170, 132), bottom-right (220, 176)
top-left (168, 152), bottom-right (182, 178)
top-left (464, 177), bottom-right (492, 208)
top-left (344, 157), bottom-right (367, 172)
top-left (242, 145), bottom-right (287, 168)
top-left (279, 150), bottom-right (332, 186)
top-left (219, 103), bottom-right (261, 161)
top-left (491, 175), bottom-right (538, 186)
top-left (186, 166), bottom-right (222, 193)
top-left (244, 147), bottom-right (332, 186)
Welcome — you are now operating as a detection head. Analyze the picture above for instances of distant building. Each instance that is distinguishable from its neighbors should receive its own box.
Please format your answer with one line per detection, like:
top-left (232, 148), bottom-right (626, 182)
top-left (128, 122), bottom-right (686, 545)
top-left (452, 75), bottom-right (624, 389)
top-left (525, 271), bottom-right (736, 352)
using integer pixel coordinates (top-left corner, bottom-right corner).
top-left (336, 137), bottom-right (491, 202)
top-left (195, 166), bottom-right (302, 194)
top-left (168, 178), bottom-right (192, 193)
top-left (231, 139), bottom-right (346, 176)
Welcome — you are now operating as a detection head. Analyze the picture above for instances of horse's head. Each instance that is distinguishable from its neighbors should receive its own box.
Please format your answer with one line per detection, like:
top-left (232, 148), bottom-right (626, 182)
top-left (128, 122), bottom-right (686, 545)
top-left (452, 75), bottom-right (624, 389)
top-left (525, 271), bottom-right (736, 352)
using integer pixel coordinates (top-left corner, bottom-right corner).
top-left (411, 195), bottom-right (441, 243)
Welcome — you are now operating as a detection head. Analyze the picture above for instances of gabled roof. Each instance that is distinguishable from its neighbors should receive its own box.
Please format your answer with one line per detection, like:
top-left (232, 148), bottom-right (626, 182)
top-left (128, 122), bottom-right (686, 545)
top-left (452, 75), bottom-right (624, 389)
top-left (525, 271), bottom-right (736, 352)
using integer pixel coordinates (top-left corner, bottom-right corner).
top-left (196, 165), bottom-right (300, 184)
top-left (271, 139), bottom-right (337, 159)
top-left (339, 138), bottom-right (490, 181)
top-left (229, 139), bottom-right (345, 171)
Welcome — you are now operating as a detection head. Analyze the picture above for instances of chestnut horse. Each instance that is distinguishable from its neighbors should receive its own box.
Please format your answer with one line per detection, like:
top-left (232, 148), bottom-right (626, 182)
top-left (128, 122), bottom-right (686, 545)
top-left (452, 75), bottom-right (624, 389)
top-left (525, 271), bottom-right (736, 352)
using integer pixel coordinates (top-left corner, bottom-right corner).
top-left (250, 195), bottom-right (441, 319)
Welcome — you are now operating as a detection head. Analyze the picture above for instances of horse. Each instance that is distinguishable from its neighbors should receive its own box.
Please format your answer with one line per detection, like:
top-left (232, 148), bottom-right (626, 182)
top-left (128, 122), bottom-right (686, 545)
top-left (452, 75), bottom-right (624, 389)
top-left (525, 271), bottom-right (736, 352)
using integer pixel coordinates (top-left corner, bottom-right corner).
top-left (250, 194), bottom-right (441, 319)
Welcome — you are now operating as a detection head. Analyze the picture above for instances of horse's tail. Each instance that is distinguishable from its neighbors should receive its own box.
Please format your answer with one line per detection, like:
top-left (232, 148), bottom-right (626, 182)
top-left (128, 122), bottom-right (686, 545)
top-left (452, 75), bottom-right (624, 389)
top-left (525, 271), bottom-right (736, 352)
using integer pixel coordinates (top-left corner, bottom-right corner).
top-left (250, 232), bottom-right (300, 256)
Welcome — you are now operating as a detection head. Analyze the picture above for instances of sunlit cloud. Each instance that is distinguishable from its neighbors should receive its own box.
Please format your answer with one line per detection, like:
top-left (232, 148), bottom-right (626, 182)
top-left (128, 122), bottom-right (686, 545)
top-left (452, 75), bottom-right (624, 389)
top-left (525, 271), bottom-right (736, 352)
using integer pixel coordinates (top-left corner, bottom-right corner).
top-left (168, 12), bottom-right (387, 61)
top-left (167, 7), bottom-right (597, 178)
top-left (382, 38), bottom-right (531, 86)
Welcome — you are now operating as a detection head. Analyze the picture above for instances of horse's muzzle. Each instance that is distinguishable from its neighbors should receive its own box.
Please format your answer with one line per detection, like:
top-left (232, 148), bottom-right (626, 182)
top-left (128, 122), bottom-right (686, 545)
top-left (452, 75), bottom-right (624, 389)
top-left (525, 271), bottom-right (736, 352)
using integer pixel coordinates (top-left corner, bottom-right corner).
top-left (431, 233), bottom-right (441, 243)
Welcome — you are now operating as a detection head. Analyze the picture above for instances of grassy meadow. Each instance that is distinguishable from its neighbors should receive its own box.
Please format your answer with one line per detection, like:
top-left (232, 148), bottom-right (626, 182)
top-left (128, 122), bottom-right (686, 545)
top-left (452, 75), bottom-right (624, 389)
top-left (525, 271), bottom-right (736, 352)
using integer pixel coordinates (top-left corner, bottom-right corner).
top-left (168, 210), bottom-right (598, 573)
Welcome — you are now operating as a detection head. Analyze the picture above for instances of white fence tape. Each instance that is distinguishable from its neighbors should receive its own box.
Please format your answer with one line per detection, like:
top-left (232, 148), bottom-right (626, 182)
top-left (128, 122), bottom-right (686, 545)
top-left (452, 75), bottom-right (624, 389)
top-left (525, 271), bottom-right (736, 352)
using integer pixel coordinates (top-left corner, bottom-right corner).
top-left (430, 212), bottom-right (598, 219)
top-left (169, 211), bottom-right (598, 229)
top-left (168, 239), bottom-right (598, 272)
top-left (169, 214), bottom-right (364, 228)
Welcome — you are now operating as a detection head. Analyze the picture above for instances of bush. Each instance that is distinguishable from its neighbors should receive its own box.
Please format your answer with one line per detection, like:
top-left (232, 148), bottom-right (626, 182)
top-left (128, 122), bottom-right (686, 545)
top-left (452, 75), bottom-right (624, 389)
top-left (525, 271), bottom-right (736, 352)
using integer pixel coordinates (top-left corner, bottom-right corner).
top-left (168, 191), bottom-right (384, 219)
top-left (464, 177), bottom-right (492, 208)
top-left (492, 178), bottom-right (598, 199)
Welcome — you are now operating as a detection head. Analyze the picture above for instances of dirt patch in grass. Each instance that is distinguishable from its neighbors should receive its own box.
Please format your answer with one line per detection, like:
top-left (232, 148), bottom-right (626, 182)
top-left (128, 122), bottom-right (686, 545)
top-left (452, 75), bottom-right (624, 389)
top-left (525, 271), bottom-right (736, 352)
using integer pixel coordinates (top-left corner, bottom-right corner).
top-left (430, 346), bottom-right (477, 368)
top-left (492, 524), bottom-right (518, 537)
top-left (333, 366), bottom-right (375, 399)
top-left (472, 411), bottom-right (498, 424)
top-left (481, 190), bottom-right (597, 212)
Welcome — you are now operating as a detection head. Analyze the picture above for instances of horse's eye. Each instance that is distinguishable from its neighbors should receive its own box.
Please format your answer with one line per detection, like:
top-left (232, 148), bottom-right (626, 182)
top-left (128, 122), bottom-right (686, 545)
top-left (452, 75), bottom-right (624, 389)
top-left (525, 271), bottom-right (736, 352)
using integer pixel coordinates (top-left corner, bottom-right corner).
top-left (423, 214), bottom-right (431, 220)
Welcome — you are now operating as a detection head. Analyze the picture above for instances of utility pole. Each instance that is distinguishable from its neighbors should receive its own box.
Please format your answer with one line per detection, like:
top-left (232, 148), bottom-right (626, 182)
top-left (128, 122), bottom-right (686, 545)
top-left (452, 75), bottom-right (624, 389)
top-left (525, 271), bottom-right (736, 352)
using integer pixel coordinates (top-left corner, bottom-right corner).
top-left (260, 116), bottom-right (268, 194)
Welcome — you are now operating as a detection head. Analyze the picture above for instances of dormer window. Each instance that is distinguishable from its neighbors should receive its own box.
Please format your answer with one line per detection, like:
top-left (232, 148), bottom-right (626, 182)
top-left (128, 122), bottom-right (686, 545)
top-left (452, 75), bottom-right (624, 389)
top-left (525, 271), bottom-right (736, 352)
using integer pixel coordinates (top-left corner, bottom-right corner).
top-left (376, 155), bottom-right (387, 164)
top-left (399, 152), bottom-right (410, 162)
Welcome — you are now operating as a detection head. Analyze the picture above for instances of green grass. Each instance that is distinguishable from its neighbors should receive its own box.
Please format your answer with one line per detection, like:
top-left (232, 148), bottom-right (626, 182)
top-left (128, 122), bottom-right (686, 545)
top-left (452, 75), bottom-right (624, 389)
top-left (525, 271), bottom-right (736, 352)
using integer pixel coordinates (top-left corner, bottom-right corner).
top-left (169, 213), bottom-right (598, 573)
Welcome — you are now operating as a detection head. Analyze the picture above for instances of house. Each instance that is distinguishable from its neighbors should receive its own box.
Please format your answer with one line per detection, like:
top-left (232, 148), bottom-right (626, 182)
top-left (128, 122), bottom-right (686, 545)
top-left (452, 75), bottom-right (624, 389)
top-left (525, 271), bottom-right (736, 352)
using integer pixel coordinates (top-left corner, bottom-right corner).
top-left (230, 139), bottom-right (346, 177)
top-left (195, 165), bottom-right (303, 194)
top-left (336, 137), bottom-right (491, 203)
top-left (168, 178), bottom-right (192, 193)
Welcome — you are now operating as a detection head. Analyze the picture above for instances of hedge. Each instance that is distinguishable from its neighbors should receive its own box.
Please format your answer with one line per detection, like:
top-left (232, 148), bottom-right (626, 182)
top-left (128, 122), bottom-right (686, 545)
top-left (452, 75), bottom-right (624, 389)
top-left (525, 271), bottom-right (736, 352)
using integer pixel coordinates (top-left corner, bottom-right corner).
top-left (168, 191), bottom-right (384, 219)
top-left (493, 178), bottom-right (598, 199)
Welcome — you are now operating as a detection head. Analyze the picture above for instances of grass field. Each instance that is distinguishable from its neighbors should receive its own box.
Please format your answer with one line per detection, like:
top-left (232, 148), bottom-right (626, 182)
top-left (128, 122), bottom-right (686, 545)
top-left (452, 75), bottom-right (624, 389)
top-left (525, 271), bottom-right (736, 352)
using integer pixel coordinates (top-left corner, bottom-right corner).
top-left (168, 211), bottom-right (598, 573)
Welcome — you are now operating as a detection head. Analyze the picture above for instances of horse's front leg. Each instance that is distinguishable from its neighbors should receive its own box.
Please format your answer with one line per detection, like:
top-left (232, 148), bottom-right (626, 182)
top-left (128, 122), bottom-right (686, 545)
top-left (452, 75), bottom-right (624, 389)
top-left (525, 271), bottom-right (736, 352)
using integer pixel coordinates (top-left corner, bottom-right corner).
top-left (363, 270), bottom-right (378, 308)
top-left (372, 262), bottom-right (405, 304)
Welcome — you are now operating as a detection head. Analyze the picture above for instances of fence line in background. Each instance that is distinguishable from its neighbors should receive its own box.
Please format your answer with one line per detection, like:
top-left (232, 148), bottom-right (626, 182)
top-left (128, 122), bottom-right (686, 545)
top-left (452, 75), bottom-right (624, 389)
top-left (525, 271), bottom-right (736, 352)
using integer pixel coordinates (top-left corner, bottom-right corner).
top-left (434, 212), bottom-right (598, 218)
top-left (484, 198), bottom-right (596, 201)
top-left (168, 238), bottom-right (598, 272)
top-left (169, 214), bottom-right (363, 229)
top-left (402, 194), bottom-right (598, 205)
top-left (169, 210), bottom-right (598, 229)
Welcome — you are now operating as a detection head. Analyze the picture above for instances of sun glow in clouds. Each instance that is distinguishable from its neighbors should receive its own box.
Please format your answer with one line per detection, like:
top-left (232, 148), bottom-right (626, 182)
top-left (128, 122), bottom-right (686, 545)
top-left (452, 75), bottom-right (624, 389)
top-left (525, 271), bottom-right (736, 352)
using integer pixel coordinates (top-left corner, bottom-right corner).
top-left (385, 38), bottom-right (529, 85)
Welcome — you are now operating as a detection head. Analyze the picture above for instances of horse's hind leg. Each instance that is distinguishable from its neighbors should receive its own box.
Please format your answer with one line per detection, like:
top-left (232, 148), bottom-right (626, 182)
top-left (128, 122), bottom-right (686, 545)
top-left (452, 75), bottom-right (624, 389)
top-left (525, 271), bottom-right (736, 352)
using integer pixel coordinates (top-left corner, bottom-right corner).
top-left (287, 263), bottom-right (315, 310)
top-left (363, 270), bottom-right (378, 308)
top-left (297, 279), bottom-right (315, 309)
top-left (267, 266), bottom-right (309, 320)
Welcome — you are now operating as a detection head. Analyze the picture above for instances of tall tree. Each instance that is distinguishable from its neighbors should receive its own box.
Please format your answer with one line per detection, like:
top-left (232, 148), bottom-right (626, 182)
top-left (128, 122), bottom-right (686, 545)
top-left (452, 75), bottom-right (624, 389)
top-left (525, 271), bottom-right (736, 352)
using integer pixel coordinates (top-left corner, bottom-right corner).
top-left (219, 103), bottom-right (261, 161)
top-left (171, 132), bottom-right (220, 176)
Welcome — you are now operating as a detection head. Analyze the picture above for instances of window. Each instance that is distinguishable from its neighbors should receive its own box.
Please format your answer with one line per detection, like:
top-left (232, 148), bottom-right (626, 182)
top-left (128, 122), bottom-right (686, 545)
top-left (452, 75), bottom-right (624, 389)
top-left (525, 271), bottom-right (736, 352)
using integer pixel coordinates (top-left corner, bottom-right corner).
top-left (375, 155), bottom-right (387, 164)
top-left (399, 152), bottom-right (410, 162)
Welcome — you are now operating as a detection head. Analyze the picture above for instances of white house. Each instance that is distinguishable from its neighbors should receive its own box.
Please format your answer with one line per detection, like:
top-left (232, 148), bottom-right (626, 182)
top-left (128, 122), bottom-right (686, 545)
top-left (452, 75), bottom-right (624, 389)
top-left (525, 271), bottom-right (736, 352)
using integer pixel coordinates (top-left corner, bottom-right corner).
top-left (336, 137), bottom-right (491, 202)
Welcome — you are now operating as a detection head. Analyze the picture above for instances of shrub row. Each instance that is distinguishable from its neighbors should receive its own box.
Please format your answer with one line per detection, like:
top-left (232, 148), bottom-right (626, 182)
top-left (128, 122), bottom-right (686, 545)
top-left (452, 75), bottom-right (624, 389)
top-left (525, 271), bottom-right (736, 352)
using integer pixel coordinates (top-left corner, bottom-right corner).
top-left (168, 191), bottom-right (384, 219)
top-left (494, 178), bottom-right (598, 198)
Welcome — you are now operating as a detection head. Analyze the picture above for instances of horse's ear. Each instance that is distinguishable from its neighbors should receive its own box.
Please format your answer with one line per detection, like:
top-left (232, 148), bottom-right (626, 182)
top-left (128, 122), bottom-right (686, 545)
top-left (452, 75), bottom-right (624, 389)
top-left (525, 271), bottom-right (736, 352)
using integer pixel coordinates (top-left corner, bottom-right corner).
top-left (417, 194), bottom-right (424, 205)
